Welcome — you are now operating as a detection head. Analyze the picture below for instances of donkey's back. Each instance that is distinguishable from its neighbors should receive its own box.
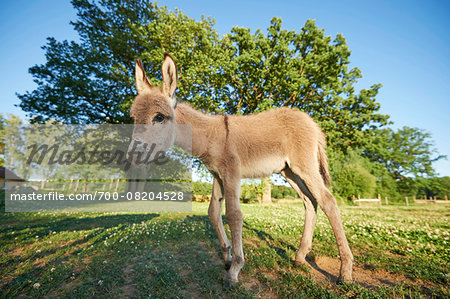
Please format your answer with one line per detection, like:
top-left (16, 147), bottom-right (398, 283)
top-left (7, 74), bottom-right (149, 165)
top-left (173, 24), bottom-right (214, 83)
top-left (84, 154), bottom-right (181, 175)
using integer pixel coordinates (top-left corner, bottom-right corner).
top-left (224, 107), bottom-right (326, 179)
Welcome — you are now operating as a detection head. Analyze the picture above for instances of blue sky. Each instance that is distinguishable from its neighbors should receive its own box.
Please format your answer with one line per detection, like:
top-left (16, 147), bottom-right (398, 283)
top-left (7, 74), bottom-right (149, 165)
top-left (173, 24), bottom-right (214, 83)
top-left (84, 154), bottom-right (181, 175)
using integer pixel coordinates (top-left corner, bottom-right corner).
top-left (0, 0), bottom-right (449, 176)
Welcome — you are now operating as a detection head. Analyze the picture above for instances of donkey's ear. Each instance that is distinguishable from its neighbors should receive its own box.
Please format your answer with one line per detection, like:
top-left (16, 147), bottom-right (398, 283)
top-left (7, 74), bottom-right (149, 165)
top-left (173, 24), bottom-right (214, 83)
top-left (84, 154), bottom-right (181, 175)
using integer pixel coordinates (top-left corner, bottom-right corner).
top-left (135, 59), bottom-right (152, 94)
top-left (161, 53), bottom-right (178, 100)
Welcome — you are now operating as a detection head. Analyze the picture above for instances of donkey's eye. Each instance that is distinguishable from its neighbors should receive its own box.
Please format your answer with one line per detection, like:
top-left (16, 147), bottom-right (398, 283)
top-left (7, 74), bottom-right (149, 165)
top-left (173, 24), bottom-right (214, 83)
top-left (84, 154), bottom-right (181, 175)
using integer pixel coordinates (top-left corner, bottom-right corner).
top-left (153, 113), bottom-right (165, 123)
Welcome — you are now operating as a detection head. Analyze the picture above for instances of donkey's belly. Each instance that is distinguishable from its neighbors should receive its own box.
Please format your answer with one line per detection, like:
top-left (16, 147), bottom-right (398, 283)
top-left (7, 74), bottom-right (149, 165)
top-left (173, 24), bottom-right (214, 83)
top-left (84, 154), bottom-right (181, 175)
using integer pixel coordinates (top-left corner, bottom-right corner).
top-left (240, 156), bottom-right (286, 178)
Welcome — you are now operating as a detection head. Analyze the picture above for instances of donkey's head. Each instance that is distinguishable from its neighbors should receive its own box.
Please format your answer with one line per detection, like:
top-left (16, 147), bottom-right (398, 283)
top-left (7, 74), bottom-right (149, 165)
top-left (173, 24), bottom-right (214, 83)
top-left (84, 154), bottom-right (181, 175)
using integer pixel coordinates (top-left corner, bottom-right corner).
top-left (127, 54), bottom-right (178, 164)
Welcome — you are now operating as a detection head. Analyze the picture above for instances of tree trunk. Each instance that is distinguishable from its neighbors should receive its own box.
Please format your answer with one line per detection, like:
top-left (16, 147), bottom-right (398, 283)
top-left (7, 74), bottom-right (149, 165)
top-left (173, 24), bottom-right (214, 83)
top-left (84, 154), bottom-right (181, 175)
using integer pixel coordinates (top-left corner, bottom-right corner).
top-left (261, 177), bottom-right (272, 204)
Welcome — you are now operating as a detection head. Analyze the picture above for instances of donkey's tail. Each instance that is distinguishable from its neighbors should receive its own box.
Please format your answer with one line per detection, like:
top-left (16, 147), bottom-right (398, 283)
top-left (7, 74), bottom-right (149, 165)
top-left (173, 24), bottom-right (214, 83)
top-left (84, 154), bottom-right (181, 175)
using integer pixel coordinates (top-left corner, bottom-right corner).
top-left (318, 133), bottom-right (332, 186)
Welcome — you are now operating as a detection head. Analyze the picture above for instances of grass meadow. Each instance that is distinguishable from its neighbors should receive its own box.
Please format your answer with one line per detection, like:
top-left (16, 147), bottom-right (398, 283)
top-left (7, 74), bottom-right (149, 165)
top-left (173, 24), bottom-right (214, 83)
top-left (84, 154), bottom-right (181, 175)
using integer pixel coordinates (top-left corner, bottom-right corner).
top-left (0, 202), bottom-right (449, 298)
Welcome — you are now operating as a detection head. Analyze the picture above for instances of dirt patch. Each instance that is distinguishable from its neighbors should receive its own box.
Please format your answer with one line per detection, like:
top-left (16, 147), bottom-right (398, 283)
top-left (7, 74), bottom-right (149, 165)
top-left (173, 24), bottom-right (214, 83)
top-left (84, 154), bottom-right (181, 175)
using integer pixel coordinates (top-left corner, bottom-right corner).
top-left (305, 255), bottom-right (440, 292)
top-left (240, 273), bottom-right (278, 298)
top-left (32, 257), bottom-right (47, 268)
top-left (8, 247), bottom-right (26, 258)
top-left (119, 258), bottom-right (137, 298)
top-left (0, 275), bottom-right (15, 288)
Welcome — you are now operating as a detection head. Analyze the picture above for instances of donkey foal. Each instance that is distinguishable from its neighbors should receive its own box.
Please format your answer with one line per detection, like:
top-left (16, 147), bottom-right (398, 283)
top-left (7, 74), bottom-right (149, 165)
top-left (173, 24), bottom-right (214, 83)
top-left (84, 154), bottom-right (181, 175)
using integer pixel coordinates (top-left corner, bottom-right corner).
top-left (128, 53), bottom-right (353, 288)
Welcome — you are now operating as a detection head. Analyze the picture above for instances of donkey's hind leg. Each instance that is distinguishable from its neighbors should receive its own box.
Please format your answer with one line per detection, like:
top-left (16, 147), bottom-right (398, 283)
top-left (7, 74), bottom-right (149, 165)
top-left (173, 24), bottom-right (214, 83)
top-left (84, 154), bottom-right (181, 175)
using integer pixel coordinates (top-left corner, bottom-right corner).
top-left (281, 167), bottom-right (318, 265)
top-left (290, 166), bottom-right (353, 282)
top-left (208, 177), bottom-right (232, 269)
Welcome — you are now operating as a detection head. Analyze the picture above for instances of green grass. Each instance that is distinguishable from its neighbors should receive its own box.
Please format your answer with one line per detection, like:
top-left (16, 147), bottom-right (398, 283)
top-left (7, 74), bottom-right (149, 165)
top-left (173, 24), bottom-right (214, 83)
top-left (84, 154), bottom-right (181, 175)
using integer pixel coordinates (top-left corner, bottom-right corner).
top-left (0, 203), bottom-right (448, 298)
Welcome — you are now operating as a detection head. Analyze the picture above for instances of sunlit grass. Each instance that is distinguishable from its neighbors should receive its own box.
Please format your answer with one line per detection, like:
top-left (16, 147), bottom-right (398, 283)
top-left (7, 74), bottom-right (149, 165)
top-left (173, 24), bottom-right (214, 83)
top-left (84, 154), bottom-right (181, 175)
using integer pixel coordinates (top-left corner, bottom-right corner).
top-left (0, 203), bottom-right (448, 297)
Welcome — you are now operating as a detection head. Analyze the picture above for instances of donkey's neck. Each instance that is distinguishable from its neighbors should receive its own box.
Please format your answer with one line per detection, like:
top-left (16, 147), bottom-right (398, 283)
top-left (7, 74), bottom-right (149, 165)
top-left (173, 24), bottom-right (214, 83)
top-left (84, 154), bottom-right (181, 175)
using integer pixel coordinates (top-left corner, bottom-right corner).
top-left (174, 103), bottom-right (224, 160)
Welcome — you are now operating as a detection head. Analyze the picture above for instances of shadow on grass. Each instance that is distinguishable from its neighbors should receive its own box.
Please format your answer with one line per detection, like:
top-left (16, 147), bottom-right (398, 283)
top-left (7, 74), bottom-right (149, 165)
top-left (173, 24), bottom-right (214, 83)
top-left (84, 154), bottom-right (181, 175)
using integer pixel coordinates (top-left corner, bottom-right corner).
top-left (1, 213), bottom-right (159, 235)
top-left (0, 212), bottom-right (160, 296)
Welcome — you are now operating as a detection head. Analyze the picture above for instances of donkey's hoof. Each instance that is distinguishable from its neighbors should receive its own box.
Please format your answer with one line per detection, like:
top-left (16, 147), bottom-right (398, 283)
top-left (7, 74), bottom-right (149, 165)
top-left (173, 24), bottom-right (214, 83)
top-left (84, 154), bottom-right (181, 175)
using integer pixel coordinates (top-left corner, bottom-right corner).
top-left (225, 271), bottom-right (239, 290)
top-left (337, 275), bottom-right (352, 285)
top-left (225, 279), bottom-right (233, 290)
top-left (294, 259), bottom-right (308, 268)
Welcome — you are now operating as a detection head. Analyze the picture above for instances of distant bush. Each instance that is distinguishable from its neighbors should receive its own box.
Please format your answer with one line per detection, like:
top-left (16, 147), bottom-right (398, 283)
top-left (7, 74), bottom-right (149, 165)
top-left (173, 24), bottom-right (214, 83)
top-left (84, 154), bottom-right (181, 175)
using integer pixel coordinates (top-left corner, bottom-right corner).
top-left (192, 181), bottom-right (212, 196)
top-left (240, 184), bottom-right (259, 203)
top-left (416, 176), bottom-right (450, 199)
top-left (271, 185), bottom-right (298, 199)
top-left (375, 174), bottom-right (402, 202)
top-left (333, 163), bottom-right (376, 200)
top-left (329, 149), bottom-right (377, 200)
top-left (192, 194), bottom-right (211, 202)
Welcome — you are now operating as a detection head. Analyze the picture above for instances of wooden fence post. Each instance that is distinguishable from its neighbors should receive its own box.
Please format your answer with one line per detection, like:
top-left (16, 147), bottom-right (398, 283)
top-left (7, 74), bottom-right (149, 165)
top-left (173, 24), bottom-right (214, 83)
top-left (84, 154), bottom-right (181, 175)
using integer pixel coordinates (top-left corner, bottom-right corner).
top-left (445, 195), bottom-right (448, 201)
top-left (405, 196), bottom-right (409, 206)
top-left (385, 196), bottom-right (389, 205)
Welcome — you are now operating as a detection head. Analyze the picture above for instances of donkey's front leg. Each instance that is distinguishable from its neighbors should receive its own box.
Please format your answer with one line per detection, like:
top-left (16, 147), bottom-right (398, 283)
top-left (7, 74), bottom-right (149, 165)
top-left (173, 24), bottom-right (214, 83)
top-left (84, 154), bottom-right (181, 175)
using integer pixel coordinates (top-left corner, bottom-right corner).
top-left (223, 177), bottom-right (244, 288)
top-left (208, 177), bottom-right (232, 269)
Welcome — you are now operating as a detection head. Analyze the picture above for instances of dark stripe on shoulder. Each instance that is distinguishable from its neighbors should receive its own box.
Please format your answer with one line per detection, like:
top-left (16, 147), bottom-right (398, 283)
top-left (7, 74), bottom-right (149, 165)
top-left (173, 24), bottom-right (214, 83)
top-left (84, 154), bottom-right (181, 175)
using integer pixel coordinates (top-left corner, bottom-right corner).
top-left (224, 114), bottom-right (229, 138)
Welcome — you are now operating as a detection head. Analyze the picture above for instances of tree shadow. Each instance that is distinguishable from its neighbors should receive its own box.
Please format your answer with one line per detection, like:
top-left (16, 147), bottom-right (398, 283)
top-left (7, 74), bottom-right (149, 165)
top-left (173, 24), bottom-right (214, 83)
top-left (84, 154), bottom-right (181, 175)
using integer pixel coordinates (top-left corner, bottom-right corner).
top-left (1, 213), bottom-right (159, 239)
